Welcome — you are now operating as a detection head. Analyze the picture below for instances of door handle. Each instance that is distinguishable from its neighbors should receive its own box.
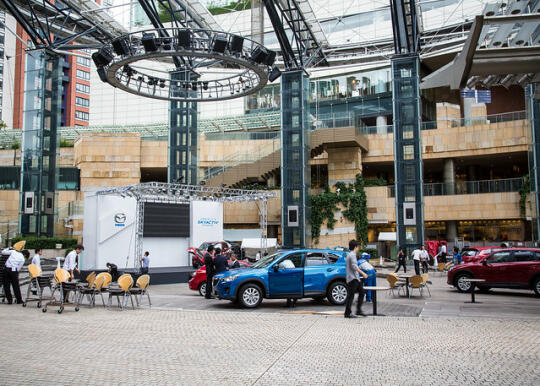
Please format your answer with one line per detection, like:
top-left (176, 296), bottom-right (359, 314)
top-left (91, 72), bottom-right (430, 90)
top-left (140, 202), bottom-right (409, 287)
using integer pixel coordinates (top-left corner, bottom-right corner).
top-left (327, 268), bottom-right (334, 272)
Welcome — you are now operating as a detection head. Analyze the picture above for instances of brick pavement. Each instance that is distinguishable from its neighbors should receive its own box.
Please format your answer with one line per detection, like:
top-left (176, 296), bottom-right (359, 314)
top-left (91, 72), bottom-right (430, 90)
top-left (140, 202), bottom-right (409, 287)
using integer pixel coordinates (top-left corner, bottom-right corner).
top-left (0, 304), bottom-right (538, 385)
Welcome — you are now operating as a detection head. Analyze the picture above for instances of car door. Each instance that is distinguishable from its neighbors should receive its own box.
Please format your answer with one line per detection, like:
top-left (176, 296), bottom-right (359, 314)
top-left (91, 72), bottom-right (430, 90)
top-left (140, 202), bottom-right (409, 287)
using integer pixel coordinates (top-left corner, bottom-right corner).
top-left (303, 252), bottom-right (329, 295)
top-left (482, 251), bottom-right (515, 285)
top-left (268, 252), bottom-right (304, 297)
top-left (510, 250), bottom-right (535, 285)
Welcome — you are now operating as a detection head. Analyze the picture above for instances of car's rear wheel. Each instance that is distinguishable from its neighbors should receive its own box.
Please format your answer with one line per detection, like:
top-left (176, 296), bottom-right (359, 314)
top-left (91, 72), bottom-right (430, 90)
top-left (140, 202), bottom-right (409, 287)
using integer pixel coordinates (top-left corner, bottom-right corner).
top-left (327, 281), bottom-right (348, 305)
top-left (533, 277), bottom-right (540, 297)
top-left (238, 284), bottom-right (263, 308)
top-left (455, 273), bottom-right (473, 292)
top-left (198, 282), bottom-right (207, 297)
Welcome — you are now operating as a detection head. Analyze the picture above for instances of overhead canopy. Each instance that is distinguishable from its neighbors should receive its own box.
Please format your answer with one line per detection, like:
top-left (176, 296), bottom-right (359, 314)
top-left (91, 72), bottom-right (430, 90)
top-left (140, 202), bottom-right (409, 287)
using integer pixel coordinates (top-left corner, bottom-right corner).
top-left (241, 238), bottom-right (277, 249)
top-left (378, 232), bottom-right (396, 242)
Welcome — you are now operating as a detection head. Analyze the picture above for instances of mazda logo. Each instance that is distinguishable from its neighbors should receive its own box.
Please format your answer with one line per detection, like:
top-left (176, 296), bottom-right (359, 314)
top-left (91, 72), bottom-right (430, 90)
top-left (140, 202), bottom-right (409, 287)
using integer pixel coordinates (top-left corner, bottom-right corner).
top-left (114, 213), bottom-right (126, 224)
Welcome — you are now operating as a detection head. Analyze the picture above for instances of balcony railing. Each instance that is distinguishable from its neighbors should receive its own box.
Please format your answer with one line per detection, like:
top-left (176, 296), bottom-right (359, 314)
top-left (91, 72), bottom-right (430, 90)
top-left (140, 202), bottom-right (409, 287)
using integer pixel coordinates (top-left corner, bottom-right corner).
top-left (387, 177), bottom-right (525, 197)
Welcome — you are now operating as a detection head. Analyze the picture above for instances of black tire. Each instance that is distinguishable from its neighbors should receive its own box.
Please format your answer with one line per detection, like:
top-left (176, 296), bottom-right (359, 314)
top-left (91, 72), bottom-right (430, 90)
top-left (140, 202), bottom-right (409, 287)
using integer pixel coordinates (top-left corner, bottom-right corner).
top-left (327, 281), bottom-right (348, 305)
top-left (238, 283), bottom-right (263, 308)
top-left (454, 272), bottom-right (473, 293)
top-left (198, 282), bottom-right (207, 297)
top-left (37, 302), bottom-right (41, 308)
top-left (533, 277), bottom-right (540, 297)
top-left (75, 307), bottom-right (80, 312)
top-left (58, 306), bottom-right (64, 314)
top-left (42, 308), bottom-right (47, 313)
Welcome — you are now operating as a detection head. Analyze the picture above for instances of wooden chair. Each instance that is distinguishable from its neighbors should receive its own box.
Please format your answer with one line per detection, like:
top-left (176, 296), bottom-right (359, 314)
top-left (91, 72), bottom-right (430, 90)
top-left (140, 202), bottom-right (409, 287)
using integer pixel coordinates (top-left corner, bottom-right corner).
top-left (129, 274), bottom-right (151, 307)
top-left (408, 275), bottom-right (426, 298)
top-left (95, 272), bottom-right (113, 292)
top-left (23, 264), bottom-right (52, 308)
top-left (386, 273), bottom-right (404, 297)
top-left (107, 273), bottom-right (134, 310)
top-left (421, 273), bottom-right (432, 297)
top-left (76, 275), bottom-right (107, 308)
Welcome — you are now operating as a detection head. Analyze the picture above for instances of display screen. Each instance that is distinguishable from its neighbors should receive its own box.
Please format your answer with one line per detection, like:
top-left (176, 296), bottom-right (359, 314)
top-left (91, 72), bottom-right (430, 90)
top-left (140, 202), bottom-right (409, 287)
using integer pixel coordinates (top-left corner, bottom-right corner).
top-left (143, 203), bottom-right (190, 237)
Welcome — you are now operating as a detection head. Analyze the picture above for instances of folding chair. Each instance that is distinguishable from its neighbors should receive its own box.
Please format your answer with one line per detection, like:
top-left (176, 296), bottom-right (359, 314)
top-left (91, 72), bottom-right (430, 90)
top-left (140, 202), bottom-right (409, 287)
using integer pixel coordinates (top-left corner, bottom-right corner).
top-left (107, 273), bottom-right (134, 310)
top-left (76, 275), bottom-right (106, 308)
top-left (129, 274), bottom-right (151, 307)
top-left (22, 264), bottom-right (53, 308)
top-left (43, 268), bottom-right (80, 313)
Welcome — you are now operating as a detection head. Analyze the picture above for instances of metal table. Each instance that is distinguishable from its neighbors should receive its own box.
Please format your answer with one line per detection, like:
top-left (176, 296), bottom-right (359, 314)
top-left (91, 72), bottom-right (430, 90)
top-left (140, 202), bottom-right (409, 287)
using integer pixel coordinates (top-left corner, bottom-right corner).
top-left (462, 278), bottom-right (486, 303)
top-left (363, 286), bottom-right (390, 316)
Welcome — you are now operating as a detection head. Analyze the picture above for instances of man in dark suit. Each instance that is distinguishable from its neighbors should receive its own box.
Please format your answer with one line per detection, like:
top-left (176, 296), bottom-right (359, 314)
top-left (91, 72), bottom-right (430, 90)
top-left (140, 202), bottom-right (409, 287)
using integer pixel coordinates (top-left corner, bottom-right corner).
top-left (213, 248), bottom-right (229, 274)
top-left (204, 245), bottom-right (215, 299)
top-left (230, 254), bottom-right (240, 269)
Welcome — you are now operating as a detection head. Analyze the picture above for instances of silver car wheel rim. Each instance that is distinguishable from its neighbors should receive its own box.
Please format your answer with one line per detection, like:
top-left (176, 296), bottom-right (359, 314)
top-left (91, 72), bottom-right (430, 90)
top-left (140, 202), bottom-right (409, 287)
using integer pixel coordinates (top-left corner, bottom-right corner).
top-left (457, 277), bottom-right (471, 291)
top-left (200, 283), bottom-right (206, 294)
top-left (243, 287), bottom-right (260, 306)
top-left (536, 280), bottom-right (540, 293)
top-left (332, 285), bottom-right (347, 302)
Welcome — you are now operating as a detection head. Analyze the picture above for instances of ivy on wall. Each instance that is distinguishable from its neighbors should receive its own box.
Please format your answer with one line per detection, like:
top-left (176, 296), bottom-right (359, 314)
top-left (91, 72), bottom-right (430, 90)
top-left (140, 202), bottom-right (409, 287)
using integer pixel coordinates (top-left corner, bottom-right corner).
top-left (311, 174), bottom-right (368, 246)
top-left (519, 174), bottom-right (531, 217)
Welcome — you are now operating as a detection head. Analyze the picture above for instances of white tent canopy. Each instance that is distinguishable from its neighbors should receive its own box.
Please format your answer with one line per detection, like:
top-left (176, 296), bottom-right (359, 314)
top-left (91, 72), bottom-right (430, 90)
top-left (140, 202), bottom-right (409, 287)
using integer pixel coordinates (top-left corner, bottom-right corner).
top-left (241, 238), bottom-right (278, 249)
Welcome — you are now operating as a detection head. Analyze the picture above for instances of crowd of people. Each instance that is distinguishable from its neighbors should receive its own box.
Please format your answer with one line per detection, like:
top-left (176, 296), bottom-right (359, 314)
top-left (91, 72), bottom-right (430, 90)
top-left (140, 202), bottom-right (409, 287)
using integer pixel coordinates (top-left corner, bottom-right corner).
top-left (393, 243), bottom-right (465, 275)
top-left (203, 245), bottom-right (240, 299)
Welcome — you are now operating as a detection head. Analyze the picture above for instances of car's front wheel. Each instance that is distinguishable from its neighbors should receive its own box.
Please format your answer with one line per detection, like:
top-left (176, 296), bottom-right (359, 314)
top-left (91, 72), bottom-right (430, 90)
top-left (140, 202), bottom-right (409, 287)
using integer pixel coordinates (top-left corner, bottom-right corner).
top-left (455, 272), bottom-right (473, 292)
top-left (198, 282), bottom-right (207, 297)
top-left (238, 283), bottom-right (263, 308)
top-left (533, 277), bottom-right (540, 297)
top-left (327, 281), bottom-right (348, 305)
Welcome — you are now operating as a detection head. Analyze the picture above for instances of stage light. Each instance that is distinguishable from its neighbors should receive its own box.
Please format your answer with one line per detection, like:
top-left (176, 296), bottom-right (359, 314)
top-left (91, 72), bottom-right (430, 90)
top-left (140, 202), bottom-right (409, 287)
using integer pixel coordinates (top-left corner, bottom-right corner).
top-left (159, 80), bottom-right (166, 88)
top-left (112, 37), bottom-right (131, 56)
top-left (122, 65), bottom-right (135, 77)
top-left (92, 47), bottom-right (113, 67)
top-left (97, 67), bottom-right (108, 83)
top-left (250, 46), bottom-right (268, 64)
top-left (268, 66), bottom-right (282, 82)
top-left (202, 82), bottom-right (209, 90)
top-left (212, 34), bottom-right (228, 53)
top-left (142, 33), bottom-right (158, 52)
top-left (229, 35), bottom-right (244, 55)
top-left (176, 30), bottom-right (191, 49)
top-left (162, 37), bottom-right (172, 50)
top-left (264, 50), bottom-right (276, 66)
top-left (192, 82), bottom-right (198, 91)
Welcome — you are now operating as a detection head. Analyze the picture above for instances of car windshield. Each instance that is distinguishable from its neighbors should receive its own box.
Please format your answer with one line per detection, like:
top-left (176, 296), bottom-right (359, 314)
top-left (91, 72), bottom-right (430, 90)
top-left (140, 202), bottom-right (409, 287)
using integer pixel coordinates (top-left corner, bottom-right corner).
top-left (251, 252), bottom-right (287, 268)
top-left (461, 250), bottom-right (477, 257)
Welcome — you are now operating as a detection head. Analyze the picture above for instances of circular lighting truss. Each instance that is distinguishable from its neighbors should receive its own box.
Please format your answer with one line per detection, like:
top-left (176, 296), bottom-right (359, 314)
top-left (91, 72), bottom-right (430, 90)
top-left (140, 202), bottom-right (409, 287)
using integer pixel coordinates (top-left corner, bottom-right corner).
top-left (94, 28), bottom-right (280, 102)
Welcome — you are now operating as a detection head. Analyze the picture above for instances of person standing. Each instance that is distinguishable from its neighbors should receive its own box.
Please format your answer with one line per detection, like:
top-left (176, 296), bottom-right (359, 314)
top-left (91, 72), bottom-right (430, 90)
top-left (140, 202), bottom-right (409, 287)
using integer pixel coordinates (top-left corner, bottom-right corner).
top-left (204, 245), bottom-right (215, 299)
top-left (412, 245), bottom-right (422, 275)
top-left (213, 248), bottom-right (229, 274)
top-left (344, 240), bottom-right (368, 318)
top-left (31, 248), bottom-right (43, 268)
top-left (394, 248), bottom-right (407, 273)
top-left (421, 246), bottom-right (430, 274)
top-left (453, 247), bottom-right (462, 265)
top-left (140, 251), bottom-right (150, 274)
top-left (3, 240), bottom-right (29, 304)
top-left (64, 245), bottom-right (83, 281)
top-left (230, 254), bottom-right (240, 269)
top-left (438, 242), bottom-right (447, 264)
top-left (358, 252), bottom-right (376, 303)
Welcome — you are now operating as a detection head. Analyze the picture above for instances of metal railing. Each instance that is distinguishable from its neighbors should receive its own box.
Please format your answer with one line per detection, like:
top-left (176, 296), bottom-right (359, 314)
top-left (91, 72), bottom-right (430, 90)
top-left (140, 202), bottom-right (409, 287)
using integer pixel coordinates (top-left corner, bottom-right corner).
top-left (387, 177), bottom-right (525, 197)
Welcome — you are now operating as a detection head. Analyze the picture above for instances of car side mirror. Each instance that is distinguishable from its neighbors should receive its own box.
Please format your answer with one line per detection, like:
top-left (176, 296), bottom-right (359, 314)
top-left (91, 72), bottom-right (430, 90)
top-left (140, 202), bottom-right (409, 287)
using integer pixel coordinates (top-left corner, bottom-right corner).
top-left (482, 260), bottom-right (488, 266)
top-left (273, 264), bottom-right (279, 272)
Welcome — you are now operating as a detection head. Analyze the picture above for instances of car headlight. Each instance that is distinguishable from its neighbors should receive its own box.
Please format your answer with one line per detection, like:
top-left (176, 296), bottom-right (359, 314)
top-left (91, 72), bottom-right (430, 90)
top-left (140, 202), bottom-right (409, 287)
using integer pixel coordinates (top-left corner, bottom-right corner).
top-left (222, 274), bottom-right (239, 283)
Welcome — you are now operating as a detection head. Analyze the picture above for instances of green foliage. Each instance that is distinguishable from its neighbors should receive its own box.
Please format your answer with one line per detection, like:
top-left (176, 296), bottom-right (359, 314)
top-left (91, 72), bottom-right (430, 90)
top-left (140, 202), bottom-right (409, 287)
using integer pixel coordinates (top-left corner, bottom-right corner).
top-left (10, 236), bottom-right (78, 250)
top-left (10, 141), bottom-right (20, 150)
top-left (519, 174), bottom-right (530, 217)
top-left (60, 138), bottom-right (74, 148)
top-left (207, 0), bottom-right (252, 15)
top-left (359, 248), bottom-right (378, 260)
top-left (311, 174), bottom-right (368, 246)
top-left (364, 177), bottom-right (387, 187)
top-left (0, 120), bottom-right (7, 130)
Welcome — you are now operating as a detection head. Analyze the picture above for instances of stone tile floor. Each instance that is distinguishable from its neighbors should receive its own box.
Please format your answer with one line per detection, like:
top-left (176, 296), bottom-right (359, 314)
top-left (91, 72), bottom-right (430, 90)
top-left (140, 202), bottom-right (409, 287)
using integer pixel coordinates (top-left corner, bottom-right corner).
top-left (0, 274), bottom-right (538, 385)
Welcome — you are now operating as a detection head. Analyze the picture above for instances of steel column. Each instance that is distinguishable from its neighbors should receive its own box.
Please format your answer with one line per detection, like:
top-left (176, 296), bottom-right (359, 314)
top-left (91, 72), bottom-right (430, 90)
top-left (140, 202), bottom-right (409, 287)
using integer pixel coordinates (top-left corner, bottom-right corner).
top-left (527, 84), bottom-right (540, 241)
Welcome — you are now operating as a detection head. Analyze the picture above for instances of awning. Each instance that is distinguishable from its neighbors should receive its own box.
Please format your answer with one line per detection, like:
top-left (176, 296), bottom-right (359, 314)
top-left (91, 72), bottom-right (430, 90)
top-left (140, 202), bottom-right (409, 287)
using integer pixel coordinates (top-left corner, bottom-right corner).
top-left (378, 232), bottom-right (396, 242)
top-left (241, 238), bottom-right (278, 249)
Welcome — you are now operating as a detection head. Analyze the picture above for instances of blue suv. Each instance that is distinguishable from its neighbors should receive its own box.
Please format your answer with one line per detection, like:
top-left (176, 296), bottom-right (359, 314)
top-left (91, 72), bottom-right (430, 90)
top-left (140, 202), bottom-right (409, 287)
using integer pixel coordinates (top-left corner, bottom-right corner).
top-left (212, 249), bottom-right (349, 308)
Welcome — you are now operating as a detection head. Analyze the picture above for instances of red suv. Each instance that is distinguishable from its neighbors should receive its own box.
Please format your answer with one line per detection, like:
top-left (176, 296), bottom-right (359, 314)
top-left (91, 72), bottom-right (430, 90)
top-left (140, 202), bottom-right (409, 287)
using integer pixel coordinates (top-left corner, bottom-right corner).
top-left (448, 248), bottom-right (540, 296)
top-left (189, 260), bottom-right (250, 296)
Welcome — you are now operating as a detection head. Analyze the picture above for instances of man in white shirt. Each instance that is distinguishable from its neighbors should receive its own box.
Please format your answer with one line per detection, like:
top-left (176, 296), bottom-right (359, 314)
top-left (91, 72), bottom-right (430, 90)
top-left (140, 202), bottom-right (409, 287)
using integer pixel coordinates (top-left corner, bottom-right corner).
top-left (64, 245), bottom-right (84, 281)
top-left (31, 248), bottom-right (42, 268)
top-left (420, 246), bottom-right (430, 273)
top-left (411, 246), bottom-right (423, 275)
top-left (3, 240), bottom-right (29, 304)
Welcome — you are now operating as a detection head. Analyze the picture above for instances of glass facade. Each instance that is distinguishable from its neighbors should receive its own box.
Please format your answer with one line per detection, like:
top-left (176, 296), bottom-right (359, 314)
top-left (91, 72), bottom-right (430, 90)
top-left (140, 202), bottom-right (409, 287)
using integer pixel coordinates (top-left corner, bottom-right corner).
top-left (19, 51), bottom-right (62, 237)
top-left (527, 84), bottom-right (540, 240)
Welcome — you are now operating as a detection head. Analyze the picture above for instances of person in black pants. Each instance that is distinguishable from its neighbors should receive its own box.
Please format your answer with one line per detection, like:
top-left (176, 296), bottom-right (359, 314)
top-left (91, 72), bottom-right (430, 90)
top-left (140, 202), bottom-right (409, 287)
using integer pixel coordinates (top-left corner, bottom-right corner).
top-left (204, 245), bottom-right (215, 299)
top-left (213, 248), bottom-right (229, 274)
top-left (394, 248), bottom-right (407, 273)
top-left (2, 241), bottom-right (29, 305)
top-left (344, 240), bottom-right (369, 318)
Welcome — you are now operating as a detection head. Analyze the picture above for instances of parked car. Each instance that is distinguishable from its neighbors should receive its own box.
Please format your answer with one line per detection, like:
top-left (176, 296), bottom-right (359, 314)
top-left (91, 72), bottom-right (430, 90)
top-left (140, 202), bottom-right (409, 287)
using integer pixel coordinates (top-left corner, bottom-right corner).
top-left (188, 241), bottom-right (239, 268)
top-left (447, 248), bottom-right (540, 296)
top-left (212, 249), bottom-right (349, 308)
top-left (461, 246), bottom-right (502, 263)
top-left (189, 260), bottom-right (251, 296)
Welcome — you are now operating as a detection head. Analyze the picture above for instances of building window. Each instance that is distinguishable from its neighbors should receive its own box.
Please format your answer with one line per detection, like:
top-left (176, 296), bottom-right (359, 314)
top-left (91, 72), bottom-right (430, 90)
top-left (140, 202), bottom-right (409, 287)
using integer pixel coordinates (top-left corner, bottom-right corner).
top-left (76, 83), bottom-right (90, 94)
top-left (75, 110), bottom-right (89, 121)
top-left (75, 96), bottom-right (89, 107)
top-left (76, 56), bottom-right (91, 67)
top-left (57, 167), bottom-right (80, 190)
top-left (76, 69), bottom-right (90, 80)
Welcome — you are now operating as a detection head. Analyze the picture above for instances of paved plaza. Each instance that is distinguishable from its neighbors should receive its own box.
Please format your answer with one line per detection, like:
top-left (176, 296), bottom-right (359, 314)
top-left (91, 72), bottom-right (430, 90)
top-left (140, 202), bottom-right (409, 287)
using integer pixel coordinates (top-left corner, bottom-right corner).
top-left (0, 275), bottom-right (539, 385)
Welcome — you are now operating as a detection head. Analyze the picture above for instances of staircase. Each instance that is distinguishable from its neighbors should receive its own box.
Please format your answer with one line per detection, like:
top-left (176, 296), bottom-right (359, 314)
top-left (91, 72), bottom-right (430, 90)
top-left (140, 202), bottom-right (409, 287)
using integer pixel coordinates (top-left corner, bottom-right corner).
top-left (206, 126), bottom-right (368, 188)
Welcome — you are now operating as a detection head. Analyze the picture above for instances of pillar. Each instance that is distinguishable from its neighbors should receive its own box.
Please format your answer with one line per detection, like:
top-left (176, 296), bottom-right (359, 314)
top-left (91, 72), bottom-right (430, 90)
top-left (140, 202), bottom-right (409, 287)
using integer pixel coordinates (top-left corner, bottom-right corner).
top-left (526, 83), bottom-right (540, 241)
top-left (376, 115), bottom-right (387, 134)
top-left (19, 51), bottom-right (62, 237)
top-left (169, 70), bottom-right (198, 184)
top-left (391, 55), bottom-right (424, 251)
top-left (281, 70), bottom-right (310, 248)
top-left (446, 220), bottom-right (457, 242)
top-left (443, 158), bottom-right (455, 195)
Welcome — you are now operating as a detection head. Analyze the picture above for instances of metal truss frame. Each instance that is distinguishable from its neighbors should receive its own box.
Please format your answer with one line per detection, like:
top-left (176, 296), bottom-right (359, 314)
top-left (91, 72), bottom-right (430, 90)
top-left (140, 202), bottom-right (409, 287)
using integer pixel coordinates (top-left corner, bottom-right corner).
top-left (96, 182), bottom-right (275, 269)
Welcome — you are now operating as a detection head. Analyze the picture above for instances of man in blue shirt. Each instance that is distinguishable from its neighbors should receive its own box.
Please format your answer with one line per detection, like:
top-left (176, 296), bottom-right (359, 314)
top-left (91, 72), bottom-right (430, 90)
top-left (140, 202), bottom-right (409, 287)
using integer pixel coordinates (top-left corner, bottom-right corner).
top-left (140, 251), bottom-right (150, 274)
top-left (358, 252), bottom-right (376, 302)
